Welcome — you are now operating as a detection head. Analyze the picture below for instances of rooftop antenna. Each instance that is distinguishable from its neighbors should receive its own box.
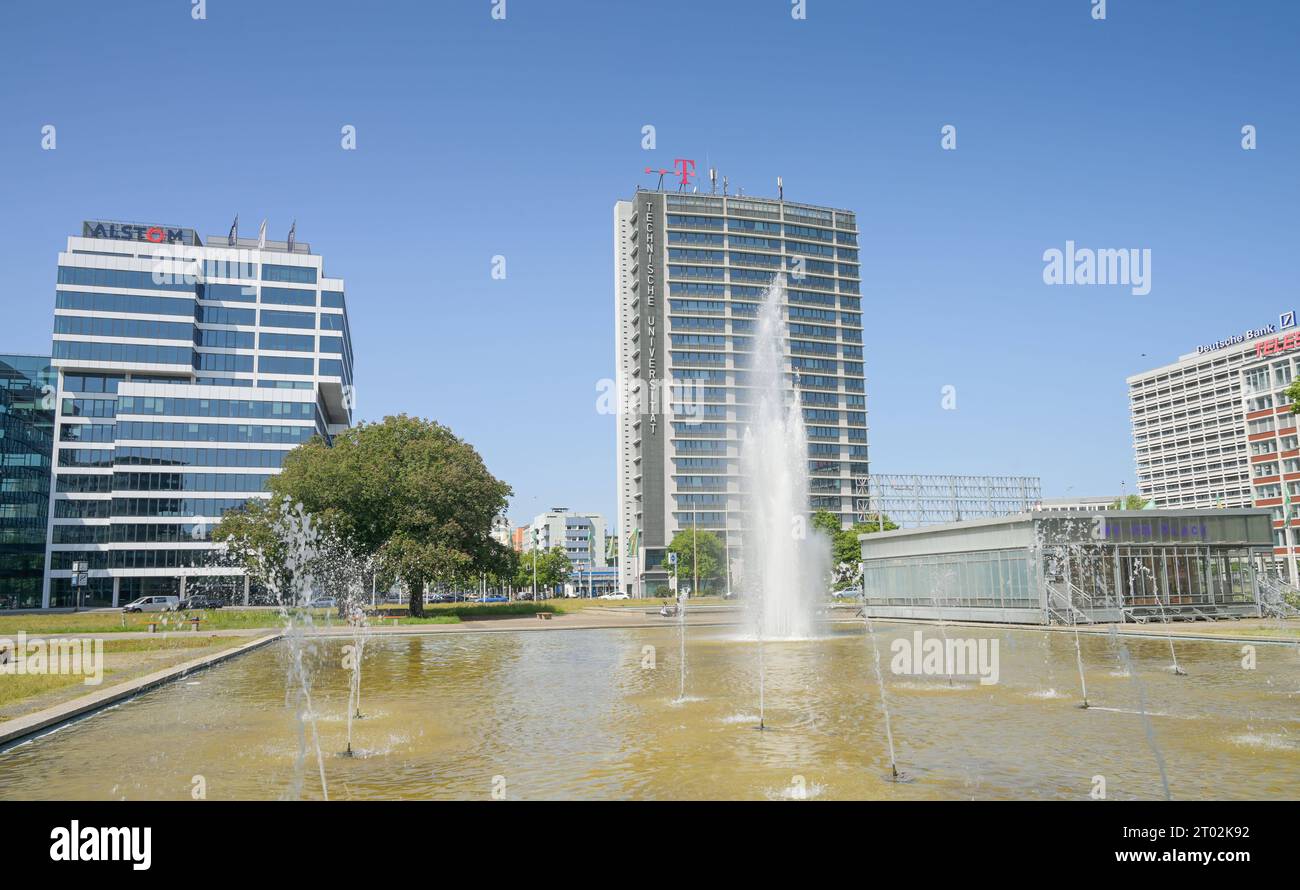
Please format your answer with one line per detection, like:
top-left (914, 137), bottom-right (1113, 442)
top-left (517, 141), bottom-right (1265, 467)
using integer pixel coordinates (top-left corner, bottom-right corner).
top-left (645, 167), bottom-right (669, 190)
top-left (709, 168), bottom-right (717, 195)
top-left (723, 175), bottom-right (729, 196)
top-left (777, 175), bottom-right (784, 200)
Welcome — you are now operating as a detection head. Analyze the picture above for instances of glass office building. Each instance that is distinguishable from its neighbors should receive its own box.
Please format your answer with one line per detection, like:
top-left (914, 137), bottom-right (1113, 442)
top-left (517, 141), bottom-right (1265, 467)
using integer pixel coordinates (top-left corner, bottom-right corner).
top-left (614, 187), bottom-right (866, 596)
top-left (0, 355), bottom-right (55, 608)
top-left (859, 509), bottom-right (1272, 624)
top-left (43, 220), bottom-right (353, 607)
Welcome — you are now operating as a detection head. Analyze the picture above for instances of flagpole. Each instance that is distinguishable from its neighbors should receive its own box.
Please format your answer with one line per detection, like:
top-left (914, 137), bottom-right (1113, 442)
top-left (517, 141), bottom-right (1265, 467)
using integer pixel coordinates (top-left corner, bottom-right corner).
top-left (1282, 479), bottom-right (1297, 588)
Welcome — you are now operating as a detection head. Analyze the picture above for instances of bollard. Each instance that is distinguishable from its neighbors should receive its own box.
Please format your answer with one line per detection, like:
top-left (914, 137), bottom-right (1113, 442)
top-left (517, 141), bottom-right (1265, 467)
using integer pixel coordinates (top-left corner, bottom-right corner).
top-left (148, 622), bottom-right (157, 634)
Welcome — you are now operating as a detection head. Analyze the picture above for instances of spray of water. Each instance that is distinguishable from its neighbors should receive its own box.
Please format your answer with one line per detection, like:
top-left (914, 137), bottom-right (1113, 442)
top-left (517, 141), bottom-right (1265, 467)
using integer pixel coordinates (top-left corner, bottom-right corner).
top-left (241, 499), bottom-right (331, 800)
top-left (862, 609), bottom-right (904, 781)
top-left (1130, 561), bottom-right (1186, 675)
top-left (675, 589), bottom-right (688, 703)
top-left (1107, 624), bottom-right (1172, 800)
top-left (740, 274), bottom-right (830, 640)
top-left (1070, 607), bottom-right (1091, 709)
top-left (343, 570), bottom-right (371, 756)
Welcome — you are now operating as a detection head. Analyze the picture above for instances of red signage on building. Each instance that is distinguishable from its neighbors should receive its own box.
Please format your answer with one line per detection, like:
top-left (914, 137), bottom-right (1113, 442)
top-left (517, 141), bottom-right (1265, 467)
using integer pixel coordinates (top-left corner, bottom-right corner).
top-left (1256, 332), bottom-right (1300, 357)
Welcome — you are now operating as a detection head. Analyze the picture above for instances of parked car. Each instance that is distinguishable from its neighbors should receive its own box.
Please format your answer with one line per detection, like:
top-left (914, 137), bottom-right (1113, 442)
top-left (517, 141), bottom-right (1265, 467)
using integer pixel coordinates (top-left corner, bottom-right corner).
top-left (122, 595), bottom-right (180, 613)
top-left (179, 595), bottom-right (224, 610)
top-left (482, 596), bottom-right (508, 603)
top-left (599, 592), bottom-right (631, 600)
top-left (831, 587), bottom-right (863, 600)
top-left (307, 596), bottom-right (337, 609)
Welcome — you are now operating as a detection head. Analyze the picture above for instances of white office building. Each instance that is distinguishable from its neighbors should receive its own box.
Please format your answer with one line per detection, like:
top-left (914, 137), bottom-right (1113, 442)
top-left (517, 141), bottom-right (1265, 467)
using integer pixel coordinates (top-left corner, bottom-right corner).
top-left (527, 507), bottom-right (607, 571)
top-left (1127, 316), bottom-right (1290, 510)
top-left (43, 219), bottom-right (353, 607)
top-left (490, 513), bottom-right (511, 549)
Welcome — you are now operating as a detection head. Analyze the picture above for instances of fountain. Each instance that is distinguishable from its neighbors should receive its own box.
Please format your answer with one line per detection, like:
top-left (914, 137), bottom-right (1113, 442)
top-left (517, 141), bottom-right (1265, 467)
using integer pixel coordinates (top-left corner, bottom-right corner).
top-left (241, 499), bottom-right (332, 799)
top-left (343, 579), bottom-right (371, 757)
top-left (1069, 607), bottom-right (1091, 709)
top-left (861, 606), bottom-right (906, 781)
top-left (740, 274), bottom-right (830, 641)
top-left (1130, 561), bottom-right (1186, 675)
top-left (1107, 624), bottom-right (1173, 800)
top-left (675, 587), bottom-right (688, 703)
top-left (756, 591), bottom-right (766, 730)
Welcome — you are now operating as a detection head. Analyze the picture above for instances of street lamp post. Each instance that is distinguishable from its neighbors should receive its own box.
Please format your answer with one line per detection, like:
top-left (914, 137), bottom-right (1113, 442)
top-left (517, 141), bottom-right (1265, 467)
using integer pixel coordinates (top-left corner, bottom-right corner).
top-left (692, 509), bottom-right (699, 599)
top-left (71, 560), bottom-right (88, 612)
top-left (531, 528), bottom-right (539, 601)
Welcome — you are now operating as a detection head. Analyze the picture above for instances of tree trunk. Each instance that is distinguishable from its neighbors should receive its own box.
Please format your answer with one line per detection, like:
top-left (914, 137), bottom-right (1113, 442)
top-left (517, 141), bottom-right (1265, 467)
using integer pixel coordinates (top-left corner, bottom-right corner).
top-left (408, 577), bottom-right (424, 617)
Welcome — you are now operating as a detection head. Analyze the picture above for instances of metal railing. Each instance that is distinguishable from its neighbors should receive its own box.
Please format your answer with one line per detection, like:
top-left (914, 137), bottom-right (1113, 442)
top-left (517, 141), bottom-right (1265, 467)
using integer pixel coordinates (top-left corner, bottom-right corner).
top-left (1257, 573), bottom-right (1300, 619)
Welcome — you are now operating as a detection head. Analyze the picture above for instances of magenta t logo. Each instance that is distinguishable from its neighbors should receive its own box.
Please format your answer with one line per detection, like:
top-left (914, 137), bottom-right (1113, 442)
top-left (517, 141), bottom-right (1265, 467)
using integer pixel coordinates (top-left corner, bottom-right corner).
top-left (673, 158), bottom-right (696, 187)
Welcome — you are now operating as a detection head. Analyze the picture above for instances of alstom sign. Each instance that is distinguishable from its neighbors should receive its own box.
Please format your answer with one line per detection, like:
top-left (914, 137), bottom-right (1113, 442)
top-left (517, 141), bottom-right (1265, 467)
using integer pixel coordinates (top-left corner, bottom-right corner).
top-left (82, 220), bottom-right (197, 246)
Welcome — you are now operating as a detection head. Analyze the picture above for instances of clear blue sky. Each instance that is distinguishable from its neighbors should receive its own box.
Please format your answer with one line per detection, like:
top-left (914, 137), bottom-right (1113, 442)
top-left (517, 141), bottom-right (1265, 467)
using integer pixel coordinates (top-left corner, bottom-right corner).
top-left (2, 1), bottom-right (1296, 527)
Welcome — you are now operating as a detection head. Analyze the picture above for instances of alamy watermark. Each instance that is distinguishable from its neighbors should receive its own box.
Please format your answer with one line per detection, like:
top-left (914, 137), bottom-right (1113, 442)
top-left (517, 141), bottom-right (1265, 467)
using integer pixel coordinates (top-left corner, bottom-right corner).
top-left (890, 630), bottom-right (999, 685)
top-left (1043, 240), bottom-right (1151, 296)
top-left (0, 633), bottom-right (104, 685)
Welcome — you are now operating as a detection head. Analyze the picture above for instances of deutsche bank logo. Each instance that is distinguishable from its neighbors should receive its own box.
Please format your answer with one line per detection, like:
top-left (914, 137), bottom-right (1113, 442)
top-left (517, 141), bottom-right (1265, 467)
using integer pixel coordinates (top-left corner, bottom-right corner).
top-left (1281, 310), bottom-right (1296, 330)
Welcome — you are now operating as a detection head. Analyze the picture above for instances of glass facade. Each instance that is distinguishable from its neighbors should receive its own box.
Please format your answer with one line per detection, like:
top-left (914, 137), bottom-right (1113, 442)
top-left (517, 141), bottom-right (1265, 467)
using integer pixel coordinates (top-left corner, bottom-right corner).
top-left (0, 355), bottom-right (55, 608)
top-left (862, 550), bottom-right (1035, 611)
top-left (616, 191), bottom-right (866, 595)
top-left (43, 221), bottom-right (353, 607)
top-left (859, 511), bottom-right (1272, 623)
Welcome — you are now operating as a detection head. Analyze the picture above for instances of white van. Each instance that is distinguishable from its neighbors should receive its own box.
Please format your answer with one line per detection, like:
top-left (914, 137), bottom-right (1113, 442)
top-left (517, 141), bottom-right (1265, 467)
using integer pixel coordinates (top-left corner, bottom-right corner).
top-left (122, 595), bottom-right (180, 613)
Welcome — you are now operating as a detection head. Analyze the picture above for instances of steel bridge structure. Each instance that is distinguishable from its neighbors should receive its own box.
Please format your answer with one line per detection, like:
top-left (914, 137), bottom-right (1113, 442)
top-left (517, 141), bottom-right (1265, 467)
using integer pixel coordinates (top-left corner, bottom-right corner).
top-left (853, 473), bottom-right (1043, 528)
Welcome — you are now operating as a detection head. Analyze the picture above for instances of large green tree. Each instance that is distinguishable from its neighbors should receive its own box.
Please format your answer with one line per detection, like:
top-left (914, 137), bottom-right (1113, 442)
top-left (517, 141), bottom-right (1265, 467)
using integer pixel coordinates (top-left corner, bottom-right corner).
top-left (1109, 494), bottom-right (1150, 510)
top-left (215, 414), bottom-right (511, 616)
top-left (811, 509), bottom-right (899, 589)
top-left (666, 529), bottom-right (725, 594)
top-left (810, 509), bottom-right (842, 540)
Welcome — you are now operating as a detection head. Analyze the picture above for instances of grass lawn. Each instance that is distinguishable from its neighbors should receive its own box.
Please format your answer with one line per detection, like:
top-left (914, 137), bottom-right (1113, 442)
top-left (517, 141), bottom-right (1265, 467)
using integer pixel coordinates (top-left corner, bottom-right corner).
top-left (0, 607), bottom-right (347, 637)
top-left (0, 635), bottom-right (244, 718)
top-left (571, 595), bottom-right (731, 610)
top-left (371, 601), bottom-right (559, 620)
top-left (370, 598), bottom-right (715, 618)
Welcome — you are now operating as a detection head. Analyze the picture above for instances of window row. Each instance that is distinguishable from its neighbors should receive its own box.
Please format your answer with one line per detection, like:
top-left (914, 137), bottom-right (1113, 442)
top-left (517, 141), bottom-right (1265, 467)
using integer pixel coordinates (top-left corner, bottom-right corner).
top-left (116, 396), bottom-right (315, 419)
top-left (115, 421), bottom-right (317, 444)
top-left (54, 314), bottom-right (192, 341)
top-left (111, 471), bottom-right (273, 492)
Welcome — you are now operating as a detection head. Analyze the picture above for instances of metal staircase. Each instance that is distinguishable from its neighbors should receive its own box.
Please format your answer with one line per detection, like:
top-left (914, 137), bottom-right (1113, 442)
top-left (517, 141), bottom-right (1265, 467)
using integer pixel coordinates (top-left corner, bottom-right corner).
top-left (1043, 581), bottom-right (1122, 625)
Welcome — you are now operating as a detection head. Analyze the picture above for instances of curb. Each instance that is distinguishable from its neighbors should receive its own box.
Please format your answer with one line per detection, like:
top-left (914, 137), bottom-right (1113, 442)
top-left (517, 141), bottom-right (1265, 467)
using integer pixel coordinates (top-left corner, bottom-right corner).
top-left (0, 632), bottom-right (283, 749)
